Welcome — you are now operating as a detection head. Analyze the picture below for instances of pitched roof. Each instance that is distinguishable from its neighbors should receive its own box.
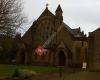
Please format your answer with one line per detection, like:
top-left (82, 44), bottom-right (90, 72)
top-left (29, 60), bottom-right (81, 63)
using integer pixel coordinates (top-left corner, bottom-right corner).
top-left (22, 5), bottom-right (84, 38)
top-left (93, 28), bottom-right (100, 33)
top-left (38, 7), bottom-right (55, 19)
top-left (63, 23), bottom-right (73, 33)
top-left (63, 23), bottom-right (85, 37)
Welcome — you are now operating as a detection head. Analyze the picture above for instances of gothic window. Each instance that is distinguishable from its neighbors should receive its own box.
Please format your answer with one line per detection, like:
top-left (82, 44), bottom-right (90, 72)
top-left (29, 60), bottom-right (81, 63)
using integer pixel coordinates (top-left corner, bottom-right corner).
top-left (35, 20), bottom-right (54, 46)
top-left (36, 30), bottom-right (41, 42)
top-left (41, 21), bottom-right (54, 41)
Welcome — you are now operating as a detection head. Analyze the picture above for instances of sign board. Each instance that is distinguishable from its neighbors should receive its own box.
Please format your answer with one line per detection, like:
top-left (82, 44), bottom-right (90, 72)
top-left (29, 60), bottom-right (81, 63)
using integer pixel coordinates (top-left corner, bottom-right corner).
top-left (82, 62), bottom-right (87, 70)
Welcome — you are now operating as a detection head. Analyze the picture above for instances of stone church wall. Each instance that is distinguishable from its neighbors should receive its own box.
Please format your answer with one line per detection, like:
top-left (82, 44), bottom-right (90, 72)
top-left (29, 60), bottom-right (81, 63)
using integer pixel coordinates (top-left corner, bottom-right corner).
top-left (88, 28), bottom-right (100, 70)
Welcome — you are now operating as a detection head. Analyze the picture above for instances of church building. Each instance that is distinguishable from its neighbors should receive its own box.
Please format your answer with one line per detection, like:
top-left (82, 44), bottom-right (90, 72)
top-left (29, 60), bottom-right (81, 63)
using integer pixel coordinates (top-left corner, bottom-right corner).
top-left (15, 5), bottom-right (88, 67)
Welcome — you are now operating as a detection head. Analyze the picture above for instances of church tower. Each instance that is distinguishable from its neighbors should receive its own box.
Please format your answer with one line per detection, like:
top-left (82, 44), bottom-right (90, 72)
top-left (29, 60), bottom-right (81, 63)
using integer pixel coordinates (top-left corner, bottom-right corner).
top-left (55, 5), bottom-right (63, 29)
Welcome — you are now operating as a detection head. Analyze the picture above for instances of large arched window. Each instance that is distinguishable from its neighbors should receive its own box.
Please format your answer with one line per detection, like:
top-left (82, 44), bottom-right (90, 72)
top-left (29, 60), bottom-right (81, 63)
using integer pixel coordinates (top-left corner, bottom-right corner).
top-left (35, 20), bottom-right (55, 45)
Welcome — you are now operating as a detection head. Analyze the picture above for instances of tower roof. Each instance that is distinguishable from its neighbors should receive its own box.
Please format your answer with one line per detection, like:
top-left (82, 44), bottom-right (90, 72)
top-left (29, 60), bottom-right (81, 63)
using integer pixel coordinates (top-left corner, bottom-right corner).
top-left (56, 5), bottom-right (63, 13)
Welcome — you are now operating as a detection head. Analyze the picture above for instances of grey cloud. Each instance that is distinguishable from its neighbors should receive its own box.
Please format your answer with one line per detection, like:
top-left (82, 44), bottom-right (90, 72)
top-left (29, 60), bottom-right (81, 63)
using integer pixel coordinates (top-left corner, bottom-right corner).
top-left (23, 0), bottom-right (100, 35)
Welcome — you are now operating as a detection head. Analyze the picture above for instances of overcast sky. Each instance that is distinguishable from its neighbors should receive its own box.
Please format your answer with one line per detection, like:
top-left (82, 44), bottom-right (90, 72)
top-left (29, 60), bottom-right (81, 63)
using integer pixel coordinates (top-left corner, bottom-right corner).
top-left (22, 0), bottom-right (100, 35)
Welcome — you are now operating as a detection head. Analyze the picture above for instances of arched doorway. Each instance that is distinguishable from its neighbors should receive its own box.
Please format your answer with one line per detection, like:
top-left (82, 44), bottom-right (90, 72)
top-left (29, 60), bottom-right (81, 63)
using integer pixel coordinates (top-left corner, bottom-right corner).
top-left (58, 50), bottom-right (66, 66)
top-left (20, 49), bottom-right (25, 64)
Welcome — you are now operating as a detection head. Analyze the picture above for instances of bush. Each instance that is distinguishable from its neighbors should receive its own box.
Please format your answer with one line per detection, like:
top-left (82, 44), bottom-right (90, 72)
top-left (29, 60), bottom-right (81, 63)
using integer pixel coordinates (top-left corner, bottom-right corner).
top-left (12, 69), bottom-right (20, 77)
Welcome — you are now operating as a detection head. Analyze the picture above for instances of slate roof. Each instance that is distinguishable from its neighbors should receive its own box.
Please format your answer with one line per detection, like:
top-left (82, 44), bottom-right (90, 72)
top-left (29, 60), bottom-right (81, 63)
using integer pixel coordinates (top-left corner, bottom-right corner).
top-left (63, 23), bottom-right (84, 37)
top-left (93, 28), bottom-right (100, 33)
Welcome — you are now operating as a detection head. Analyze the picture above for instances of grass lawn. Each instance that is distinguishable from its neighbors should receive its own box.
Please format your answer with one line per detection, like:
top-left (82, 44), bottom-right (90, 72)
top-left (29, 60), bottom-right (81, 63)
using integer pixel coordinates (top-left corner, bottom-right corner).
top-left (1, 64), bottom-right (100, 80)
top-left (50, 71), bottom-right (100, 80)
top-left (0, 64), bottom-right (59, 77)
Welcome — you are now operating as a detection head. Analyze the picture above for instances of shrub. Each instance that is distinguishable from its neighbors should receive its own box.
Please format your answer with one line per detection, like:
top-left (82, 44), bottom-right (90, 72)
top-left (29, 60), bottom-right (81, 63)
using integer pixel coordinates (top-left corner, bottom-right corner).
top-left (12, 69), bottom-right (20, 77)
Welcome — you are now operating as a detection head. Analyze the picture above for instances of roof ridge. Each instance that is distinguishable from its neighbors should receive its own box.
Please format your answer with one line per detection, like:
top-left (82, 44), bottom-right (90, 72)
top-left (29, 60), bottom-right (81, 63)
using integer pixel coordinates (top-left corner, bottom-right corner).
top-left (38, 7), bottom-right (55, 19)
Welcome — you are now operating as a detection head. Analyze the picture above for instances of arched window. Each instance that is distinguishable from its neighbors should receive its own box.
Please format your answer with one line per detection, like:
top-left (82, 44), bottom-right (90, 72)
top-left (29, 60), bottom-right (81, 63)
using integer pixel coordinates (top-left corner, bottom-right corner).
top-left (35, 20), bottom-right (54, 45)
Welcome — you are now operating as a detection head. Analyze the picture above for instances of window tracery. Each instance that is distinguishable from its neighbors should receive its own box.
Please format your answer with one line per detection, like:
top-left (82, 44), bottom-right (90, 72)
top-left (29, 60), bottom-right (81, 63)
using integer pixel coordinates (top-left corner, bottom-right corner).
top-left (35, 20), bottom-right (54, 45)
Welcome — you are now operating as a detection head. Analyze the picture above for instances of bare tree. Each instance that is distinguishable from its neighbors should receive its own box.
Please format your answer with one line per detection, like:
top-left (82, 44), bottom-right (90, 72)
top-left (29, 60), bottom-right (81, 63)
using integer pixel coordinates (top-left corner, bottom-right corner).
top-left (0, 0), bottom-right (26, 36)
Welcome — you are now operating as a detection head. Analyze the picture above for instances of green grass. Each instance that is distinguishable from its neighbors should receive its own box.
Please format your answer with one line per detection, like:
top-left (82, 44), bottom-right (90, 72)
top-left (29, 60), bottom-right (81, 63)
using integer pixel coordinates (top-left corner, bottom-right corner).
top-left (0, 64), bottom-right (59, 77)
top-left (1, 64), bottom-right (100, 80)
top-left (50, 71), bottom-right (100, 80)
